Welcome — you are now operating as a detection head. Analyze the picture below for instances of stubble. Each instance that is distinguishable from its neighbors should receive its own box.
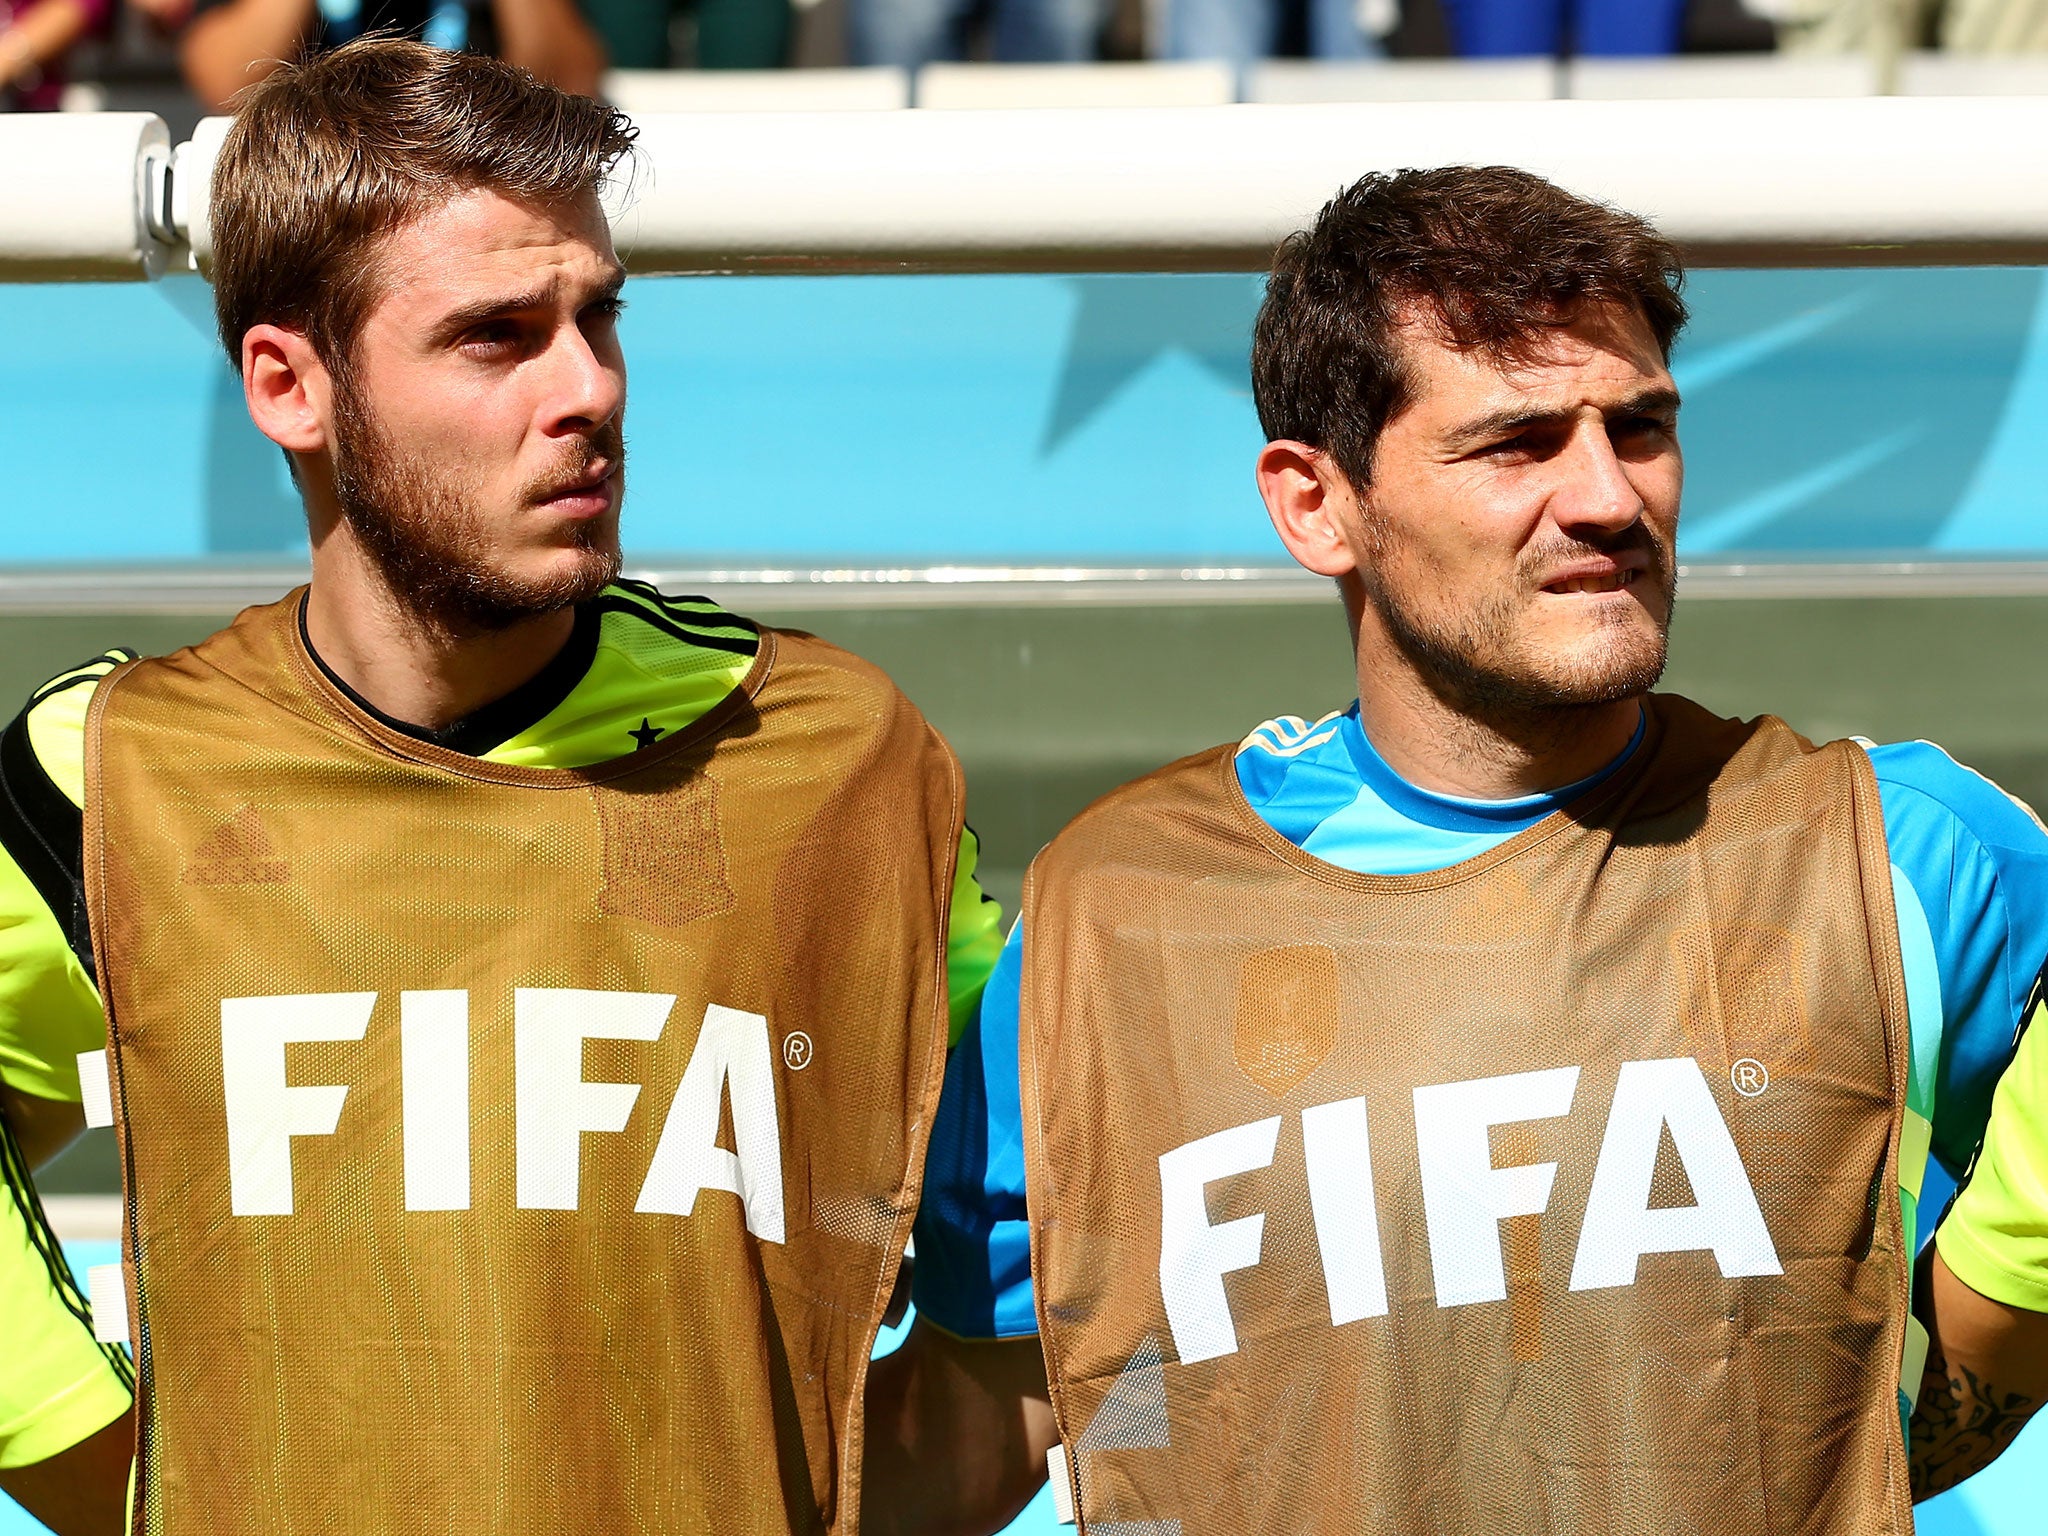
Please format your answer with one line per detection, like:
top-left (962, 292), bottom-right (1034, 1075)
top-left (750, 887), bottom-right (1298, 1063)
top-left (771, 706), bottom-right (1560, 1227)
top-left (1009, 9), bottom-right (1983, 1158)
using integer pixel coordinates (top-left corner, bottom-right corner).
top-left (330, 390), bottom-right (624, 636)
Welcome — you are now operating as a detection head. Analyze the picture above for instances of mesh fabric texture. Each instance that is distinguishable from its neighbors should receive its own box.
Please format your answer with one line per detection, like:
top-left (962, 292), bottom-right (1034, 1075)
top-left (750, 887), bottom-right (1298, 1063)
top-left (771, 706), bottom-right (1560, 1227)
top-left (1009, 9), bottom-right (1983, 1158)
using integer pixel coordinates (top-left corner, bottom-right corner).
top-left (85, 595), bottom-right (960, 1536)
top-left (1021, 695), bottom-right (1914, 1536)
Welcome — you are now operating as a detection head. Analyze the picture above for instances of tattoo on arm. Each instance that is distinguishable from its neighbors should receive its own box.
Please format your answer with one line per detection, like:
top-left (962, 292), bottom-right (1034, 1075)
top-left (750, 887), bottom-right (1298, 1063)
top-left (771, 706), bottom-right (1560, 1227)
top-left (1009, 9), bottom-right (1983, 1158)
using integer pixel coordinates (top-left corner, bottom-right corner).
top-left (1910, 1357), bottom-right (2043, 1501)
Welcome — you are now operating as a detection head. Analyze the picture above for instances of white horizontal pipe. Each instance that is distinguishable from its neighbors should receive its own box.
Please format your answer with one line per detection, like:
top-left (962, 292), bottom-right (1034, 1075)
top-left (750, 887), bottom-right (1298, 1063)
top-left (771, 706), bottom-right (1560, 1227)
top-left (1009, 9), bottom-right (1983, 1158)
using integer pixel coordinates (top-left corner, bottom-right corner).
top-left (600, 97), bottom-right (2048, 271)
top-left (24, 94), bottom-right (2048, 282)
top-left (0, 114), bottom-right (169, 282)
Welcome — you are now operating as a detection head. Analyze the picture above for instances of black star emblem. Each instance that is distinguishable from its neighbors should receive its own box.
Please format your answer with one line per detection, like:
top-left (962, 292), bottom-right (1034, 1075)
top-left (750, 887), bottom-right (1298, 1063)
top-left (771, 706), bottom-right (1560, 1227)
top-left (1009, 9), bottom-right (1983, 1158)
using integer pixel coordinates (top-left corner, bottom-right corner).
top-left (629, 718), bottom-right (665, 750)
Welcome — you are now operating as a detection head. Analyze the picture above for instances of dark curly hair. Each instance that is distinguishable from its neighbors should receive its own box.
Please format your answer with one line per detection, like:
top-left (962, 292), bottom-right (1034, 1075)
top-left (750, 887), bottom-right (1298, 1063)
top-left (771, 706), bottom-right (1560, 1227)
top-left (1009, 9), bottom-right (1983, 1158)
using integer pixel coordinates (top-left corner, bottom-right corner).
top-left (1251, 166), bottom-right (1687, 488)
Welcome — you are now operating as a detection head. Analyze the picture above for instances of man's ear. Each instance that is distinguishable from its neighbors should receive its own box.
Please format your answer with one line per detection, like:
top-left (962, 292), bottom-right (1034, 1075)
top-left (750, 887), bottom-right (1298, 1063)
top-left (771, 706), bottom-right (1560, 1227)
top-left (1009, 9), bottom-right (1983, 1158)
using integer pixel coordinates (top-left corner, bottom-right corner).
top-left (1257, 441), bottom-right (1362, 579)
top-left (241, 324), bottom-right (332, 457)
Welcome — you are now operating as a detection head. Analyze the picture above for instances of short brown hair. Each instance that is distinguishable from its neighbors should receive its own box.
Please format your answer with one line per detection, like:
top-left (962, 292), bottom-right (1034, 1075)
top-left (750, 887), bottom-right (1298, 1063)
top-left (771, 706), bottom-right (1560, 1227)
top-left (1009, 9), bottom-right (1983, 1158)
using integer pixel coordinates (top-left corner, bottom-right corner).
top-left (209, 38), bottom-right (637, 378)
top-left (1251, 166), bottom-right (1687, 488)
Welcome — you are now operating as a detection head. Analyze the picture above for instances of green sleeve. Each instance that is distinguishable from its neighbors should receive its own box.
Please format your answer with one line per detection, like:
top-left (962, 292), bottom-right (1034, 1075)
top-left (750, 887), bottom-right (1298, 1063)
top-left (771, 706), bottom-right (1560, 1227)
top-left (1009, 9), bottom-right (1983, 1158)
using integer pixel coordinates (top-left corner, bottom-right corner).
top-left (0, 663), bottom-right (112, 1102)
top-left (945, 826), bottom-right (1004, 1047)
top-left (1938, 1003), bottom-right (2048, 1312)
top-left (0, 1114), bottom-right (131, 1469)
top-left (0, 864), bottom-right (102, 1103)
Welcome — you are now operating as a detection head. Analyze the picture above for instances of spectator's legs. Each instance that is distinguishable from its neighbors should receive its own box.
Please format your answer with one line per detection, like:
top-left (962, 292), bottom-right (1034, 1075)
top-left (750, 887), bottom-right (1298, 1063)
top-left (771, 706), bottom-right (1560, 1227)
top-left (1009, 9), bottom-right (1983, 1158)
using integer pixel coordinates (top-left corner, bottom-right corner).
top-left (1163, 0), bottom-right (1273, 66)
top-left (1439, 0), bottom-right (1565, 55)
top-left (849, 0), bottom-right (971, 66)
top-left (990, 0), bottom-right (1103, 60)
top-left (1306, 0), bottom-right (1388, 58)
top-left (580, 0), bottom-right (673, 67)
top-left (696, 0), bottom-right (792, 64)
top-left (1571, 0), bottom-right (1684, 55)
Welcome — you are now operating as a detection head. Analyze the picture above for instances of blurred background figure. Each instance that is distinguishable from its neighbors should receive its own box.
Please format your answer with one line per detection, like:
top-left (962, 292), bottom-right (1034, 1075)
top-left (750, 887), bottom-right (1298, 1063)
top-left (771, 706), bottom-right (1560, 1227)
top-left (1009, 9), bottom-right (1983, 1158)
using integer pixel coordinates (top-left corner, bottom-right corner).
top-left (1763, 0), bottom-right (1923, 53)
top-left (1760, 0), bottom-right (2048, 54)
top-left (1164, 0), bottom-right (1395, 69)
top-left (1440, 0), bottom-right (1688, 54)
top-left (0, 0), bottom-right (108, 110)
top-left (179, 0), bottom-right (606, 109)
top-left (847, 0), bottom-right (1100, 68)
top-left (1944, 0), bottom-right (2048, 49)
top-left (583, 0), bottom-right (787, 68)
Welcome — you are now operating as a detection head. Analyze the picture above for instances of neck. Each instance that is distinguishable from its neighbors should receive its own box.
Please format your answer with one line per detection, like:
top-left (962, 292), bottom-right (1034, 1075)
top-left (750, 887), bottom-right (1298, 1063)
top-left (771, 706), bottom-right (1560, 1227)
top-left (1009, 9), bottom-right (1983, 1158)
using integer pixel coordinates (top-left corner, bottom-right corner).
top-left (1353, 643), bottom-right (1644, 801)
top-left (304, 530), bottom-right (578, 733)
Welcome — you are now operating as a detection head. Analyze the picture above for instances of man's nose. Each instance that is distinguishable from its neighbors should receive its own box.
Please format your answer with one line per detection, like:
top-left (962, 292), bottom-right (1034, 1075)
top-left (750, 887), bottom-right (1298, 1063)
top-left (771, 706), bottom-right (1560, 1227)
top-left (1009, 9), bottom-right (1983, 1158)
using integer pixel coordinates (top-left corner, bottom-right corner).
top-left (542, 326), bottom-right (625, 436)
top-left (1551, 422), bottom-right (1646, 533)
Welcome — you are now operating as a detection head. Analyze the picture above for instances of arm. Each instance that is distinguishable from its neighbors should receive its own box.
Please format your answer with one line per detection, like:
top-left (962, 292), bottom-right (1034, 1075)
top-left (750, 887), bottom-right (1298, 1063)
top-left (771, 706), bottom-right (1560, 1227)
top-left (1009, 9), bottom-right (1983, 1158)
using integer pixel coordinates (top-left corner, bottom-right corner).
top-left (1864, 750), bottom-right (2048, 1489)
top-left (0, 1104), bottom-right (134, 1536)
top-left (1909, 1244), bottom-right (2048, 1499)
top-left (0, 0), bottom-right (93, 91)
top-left (868, 910), bottom-right (1053, 1532)
top-left (178, 0), bottom-right (314, 112)
top-left (863, 1321), bottom-right (1055, 1536)
top-left (488, 0), bottom-right (605, 98)
top-left (0, 1410), bottom-right (133, 1536)
top-left (0, 671), bottom-right (137, 1529)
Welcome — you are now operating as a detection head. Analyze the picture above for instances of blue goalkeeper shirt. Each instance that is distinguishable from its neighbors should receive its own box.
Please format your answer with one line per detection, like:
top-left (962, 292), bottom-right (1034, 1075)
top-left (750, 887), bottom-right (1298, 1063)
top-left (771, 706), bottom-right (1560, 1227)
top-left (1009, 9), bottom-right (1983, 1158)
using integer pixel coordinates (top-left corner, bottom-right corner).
top-left (913, 700), bottom-right (2048, 1340)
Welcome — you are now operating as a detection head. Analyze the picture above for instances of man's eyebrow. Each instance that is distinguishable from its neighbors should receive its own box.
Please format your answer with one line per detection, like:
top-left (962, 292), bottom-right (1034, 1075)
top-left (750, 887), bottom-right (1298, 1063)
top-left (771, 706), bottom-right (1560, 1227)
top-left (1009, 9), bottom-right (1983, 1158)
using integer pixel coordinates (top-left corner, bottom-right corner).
top-left (1447, 386), bottom-right (1684, 446)
top-left (428, 268), bottom-right (627, 344)
top-left (429, 285), bottom-right (554, 343)
top-left (1616, 386), bottom-right (1684, 420)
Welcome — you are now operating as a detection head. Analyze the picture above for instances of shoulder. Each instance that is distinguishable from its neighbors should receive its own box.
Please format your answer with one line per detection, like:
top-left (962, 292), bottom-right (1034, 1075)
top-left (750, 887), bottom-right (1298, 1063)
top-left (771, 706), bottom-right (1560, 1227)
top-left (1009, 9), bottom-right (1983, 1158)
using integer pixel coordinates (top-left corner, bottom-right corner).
top-left (1631, 696), bottom-right (1838, 815)
top-left (9, 651), bottom-right (135, 811)
top-left (1859, 741), bottom-right (2048, 1025)
top-left (591, 584), bottom-right (951, 764)
top-left (10, 652), bottom-right (139, 819)
top-left (0, 652), bottom-right (137, 1056)
top-left (591, 580), bottom-right (760, 665)
top-left (1035, 743), bottom-right (1240, 881)
top-left (1233, 709), bottom-right (1360, 842)
top-left (1235, 710), bottom-right (1351, 791)
top-left (1863, 740), bottom-right (2048, 864)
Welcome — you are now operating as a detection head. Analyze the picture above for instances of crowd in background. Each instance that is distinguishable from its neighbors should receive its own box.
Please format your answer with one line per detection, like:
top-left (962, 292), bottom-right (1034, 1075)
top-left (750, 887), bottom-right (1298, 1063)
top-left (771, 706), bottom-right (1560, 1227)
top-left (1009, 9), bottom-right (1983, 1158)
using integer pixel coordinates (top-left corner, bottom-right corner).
top-left (4, 0), bottom-right (2048, 134)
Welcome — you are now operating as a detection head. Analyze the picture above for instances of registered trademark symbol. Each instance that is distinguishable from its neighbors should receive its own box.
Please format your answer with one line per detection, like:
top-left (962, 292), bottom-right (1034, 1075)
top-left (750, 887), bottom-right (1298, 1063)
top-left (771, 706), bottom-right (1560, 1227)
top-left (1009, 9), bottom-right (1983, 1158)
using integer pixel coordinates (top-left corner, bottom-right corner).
top-left (1731, 1059), bottom-right (1769, 1097)
top-left (783, 1032), bottom-right (813, 1071)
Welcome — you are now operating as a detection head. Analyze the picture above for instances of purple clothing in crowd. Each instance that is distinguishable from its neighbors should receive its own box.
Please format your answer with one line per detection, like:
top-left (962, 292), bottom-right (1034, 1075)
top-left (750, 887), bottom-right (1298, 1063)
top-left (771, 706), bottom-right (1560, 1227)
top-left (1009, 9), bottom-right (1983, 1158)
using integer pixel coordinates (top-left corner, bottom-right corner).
top-left (1, 0), bottom-right (113, 111)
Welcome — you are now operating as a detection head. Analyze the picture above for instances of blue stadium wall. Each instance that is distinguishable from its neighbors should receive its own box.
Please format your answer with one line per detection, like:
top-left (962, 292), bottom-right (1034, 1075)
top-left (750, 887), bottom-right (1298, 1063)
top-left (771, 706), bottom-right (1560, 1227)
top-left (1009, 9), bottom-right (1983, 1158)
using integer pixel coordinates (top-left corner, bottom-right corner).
top-left (4, 267), bottom-right (2048, 566)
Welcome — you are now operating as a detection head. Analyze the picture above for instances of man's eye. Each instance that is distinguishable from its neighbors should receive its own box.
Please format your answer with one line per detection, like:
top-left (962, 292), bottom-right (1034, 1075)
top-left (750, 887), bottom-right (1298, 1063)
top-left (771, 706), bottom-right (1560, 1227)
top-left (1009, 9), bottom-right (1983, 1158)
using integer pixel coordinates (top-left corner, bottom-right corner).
top-left (463, 323), bottom-right (520, 351)
top-left (1476, 434), bottom-right (1529, 457)
top-left (588, 297), bottom-right (626, 324)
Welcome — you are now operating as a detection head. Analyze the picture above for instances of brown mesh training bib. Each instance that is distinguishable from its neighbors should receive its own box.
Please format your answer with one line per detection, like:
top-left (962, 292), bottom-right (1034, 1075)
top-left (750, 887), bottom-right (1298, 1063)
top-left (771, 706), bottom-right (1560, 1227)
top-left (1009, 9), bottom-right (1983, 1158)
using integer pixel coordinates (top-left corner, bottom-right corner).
top-left (84, 592), bottom-right (960, 1536)
top-left (1021, 696), bottom-right (1913, 1536)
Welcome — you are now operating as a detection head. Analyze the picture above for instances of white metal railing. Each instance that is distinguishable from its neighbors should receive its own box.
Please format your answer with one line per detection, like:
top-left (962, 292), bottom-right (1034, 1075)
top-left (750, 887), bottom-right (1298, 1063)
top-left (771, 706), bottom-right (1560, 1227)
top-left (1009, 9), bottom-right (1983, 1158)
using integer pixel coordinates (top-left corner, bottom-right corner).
top-left (12, 94), bottom-right (2048, 282)
top-left (7, 561), bottom-right (2048, 616)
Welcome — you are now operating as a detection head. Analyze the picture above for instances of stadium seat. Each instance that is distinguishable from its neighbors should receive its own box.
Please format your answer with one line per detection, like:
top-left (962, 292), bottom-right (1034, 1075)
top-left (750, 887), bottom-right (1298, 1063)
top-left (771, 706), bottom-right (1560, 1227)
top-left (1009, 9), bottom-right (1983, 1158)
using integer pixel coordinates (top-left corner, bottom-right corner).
top-left (1246, 59), bottom-right (1557, 103)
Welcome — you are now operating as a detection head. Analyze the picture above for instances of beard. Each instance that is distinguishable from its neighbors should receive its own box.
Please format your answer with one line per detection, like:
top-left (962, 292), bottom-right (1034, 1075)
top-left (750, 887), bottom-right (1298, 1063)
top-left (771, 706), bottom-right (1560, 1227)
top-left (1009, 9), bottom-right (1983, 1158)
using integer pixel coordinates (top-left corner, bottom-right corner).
top-left (329, 391), bottom-right (624, 635)
top-left (1359, 518), bottom-right (1675, 725)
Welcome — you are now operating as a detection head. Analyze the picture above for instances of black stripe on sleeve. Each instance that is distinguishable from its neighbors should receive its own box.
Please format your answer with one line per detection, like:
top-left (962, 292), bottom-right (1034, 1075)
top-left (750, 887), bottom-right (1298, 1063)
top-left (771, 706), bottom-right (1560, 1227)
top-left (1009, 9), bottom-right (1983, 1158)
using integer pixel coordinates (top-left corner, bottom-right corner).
top-left (592, 595), bottom-right (761, 657)
top-left (0, 706), bottom-right (92, 976)
top-left (0, 1099), bottom-right (134, 1389)
top-left (605, 579), bottom-right (760, 647)
top-left (27, 654), bottom-right (134, 713)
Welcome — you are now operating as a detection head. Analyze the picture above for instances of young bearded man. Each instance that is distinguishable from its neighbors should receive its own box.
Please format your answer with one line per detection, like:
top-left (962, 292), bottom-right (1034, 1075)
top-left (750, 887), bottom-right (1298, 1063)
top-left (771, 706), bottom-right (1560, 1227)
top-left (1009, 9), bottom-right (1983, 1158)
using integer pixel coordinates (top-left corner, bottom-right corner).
top-left (866, 167), bottom-right (2048, 1534)
top-left (0, 38), bottom-right (1002, 1533)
